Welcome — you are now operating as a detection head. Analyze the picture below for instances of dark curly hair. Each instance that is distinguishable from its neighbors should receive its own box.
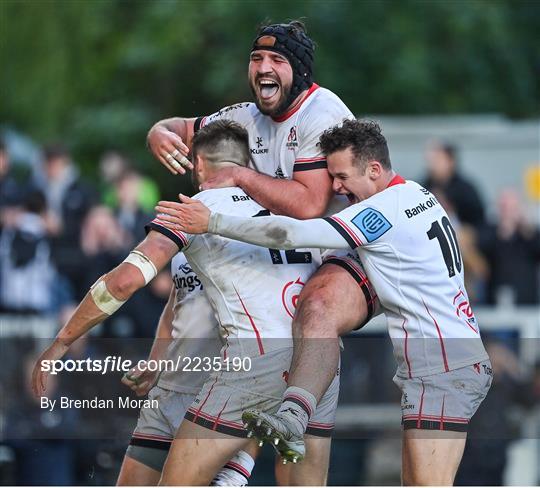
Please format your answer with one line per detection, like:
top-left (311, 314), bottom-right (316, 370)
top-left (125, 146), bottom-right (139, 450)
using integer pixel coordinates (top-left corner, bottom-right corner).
top-left (319, 119), bottom-right (392, 172)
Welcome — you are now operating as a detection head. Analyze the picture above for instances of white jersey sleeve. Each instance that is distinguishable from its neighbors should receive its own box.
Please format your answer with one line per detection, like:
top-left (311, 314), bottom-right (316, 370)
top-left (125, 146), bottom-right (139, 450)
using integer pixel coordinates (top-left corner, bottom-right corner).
top-left (208, 176), bottom-right (488, 376)
top-left (208, 211), bottom-right (349, 250)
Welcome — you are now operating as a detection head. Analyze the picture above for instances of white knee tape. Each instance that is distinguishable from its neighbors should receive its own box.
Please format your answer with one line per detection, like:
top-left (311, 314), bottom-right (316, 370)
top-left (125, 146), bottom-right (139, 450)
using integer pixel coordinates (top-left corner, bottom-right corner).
top-left (123, 250), bottom-right (158, 284)
top-left (90, 279), bottom-right (126, 315)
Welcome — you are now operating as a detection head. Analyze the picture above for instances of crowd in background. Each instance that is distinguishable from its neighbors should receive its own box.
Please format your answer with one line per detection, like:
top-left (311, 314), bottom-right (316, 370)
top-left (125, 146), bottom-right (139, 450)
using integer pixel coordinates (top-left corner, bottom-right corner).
top-left (0, 136), bottom-right (539, 485)
top-left (421, 140), bottom-right (540, 306)
top-left (0, 140), bottom-right (172, 336)
top-left (1, 137), bottom-right (538, 320)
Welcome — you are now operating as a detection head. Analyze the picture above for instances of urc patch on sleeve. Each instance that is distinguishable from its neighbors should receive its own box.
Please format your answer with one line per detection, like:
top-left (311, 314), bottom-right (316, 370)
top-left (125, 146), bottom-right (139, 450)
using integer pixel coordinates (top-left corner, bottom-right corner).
top-left (351, 208), bottom-right (392, 243)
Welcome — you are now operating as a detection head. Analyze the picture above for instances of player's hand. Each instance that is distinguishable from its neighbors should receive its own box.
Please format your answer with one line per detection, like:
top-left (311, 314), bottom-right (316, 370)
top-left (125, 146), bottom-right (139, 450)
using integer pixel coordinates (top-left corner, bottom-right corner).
top-left (199, 166), bottom-right (242, 190)
top-left (121, 365), bottom-right (158, 397)
top-left (147, 125), bottom-right (193, 175)
top-left (155, 194), bottom-right (211, 234)
top-left (31, 340), bottom-right (69, 398)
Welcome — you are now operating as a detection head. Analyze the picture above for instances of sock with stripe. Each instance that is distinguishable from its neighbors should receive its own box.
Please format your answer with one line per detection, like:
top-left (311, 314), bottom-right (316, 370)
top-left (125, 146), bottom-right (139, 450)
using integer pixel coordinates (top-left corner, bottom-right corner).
top-left (212, 450), bottom-right (255, 486)
top-left (277, 386), bottom-right (317, 434)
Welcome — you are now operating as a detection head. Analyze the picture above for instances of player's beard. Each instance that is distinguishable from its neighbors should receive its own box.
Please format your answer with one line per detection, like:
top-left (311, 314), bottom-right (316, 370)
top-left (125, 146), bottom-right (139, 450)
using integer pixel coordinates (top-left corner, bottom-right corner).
top-left (249, 79), bottom-right (292, 117)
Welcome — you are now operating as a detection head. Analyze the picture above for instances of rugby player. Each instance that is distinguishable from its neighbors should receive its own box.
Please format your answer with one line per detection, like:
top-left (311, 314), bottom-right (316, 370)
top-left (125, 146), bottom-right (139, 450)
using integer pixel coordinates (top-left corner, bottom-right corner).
top-left (117, 252), bottom-right (256, 486)
top-left (32, 120), bottom-right (340, 486)
top-left (147, 21), bottom-right (379, 481)
top-left (154, 119), bottom-right (492, 486)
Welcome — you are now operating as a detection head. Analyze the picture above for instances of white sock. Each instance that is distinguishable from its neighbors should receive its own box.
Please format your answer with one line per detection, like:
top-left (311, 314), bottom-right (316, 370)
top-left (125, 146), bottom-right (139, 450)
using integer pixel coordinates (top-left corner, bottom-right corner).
top-left (277, 386), bottom-right (317, 434)
top-left (212, 449), bottom-right (255, 486)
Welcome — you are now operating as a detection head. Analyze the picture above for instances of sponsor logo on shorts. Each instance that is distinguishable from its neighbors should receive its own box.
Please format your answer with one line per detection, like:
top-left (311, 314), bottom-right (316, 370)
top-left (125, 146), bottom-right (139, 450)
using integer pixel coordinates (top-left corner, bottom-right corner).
top-left (351, 208), bottom-right (392, 242)
top-left (482, 364), bottom-right (493, 376)
top-left (401, 392), bottom-right (416, 410)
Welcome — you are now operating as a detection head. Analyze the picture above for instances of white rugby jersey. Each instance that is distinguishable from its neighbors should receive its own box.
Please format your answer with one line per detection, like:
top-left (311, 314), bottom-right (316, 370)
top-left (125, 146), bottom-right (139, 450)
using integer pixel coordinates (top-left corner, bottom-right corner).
top-left (148, 188), bottom-right (321, 358)
top-left (195, 84), bottom-right (353, 181)
top-left (157, 253), bottom-right (222, 394)
top-left (208, 176), bottom-right (489, 378)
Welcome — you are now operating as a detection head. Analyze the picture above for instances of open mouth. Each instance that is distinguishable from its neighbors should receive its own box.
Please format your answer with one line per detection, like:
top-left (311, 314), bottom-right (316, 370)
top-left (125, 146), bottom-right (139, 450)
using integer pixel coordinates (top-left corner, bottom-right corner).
top-left (346, 193), bottom-right (358, 204)
top-left (259, 78), bottom-right (280, 100)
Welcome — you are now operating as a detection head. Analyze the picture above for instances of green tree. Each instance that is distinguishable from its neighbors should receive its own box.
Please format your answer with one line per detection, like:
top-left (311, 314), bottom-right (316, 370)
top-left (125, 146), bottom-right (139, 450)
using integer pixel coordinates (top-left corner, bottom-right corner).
top-left (1, 0), bottom-right (538, 196)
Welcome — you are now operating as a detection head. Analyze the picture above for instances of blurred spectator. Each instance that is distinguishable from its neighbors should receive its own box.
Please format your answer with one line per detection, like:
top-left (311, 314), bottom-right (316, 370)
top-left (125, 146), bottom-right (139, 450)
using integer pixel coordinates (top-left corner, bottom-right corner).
top-left (4, 355), bottom-right (80, 485)
top-left (79, 205), bottom-right (169, 337)
top-left (0, 190), bottom-right (56, 314)
top-left (455, 340), bottom-right (536, 486)
top-left (479, 189), bottom-right (540, 305)
top-left (114, 171), bottom-right (153, 246)
top-left (120, 268), bottom-right (172, 338)
top-left (80, 205), bottom-right (128, 292)
top-left (423, 141), bottom-right (485, 227)
top-left (32, 144), bottom-right (96, 300)
top-left (0, 138), bottom-right (25, 229)
top-left (100, 150), bottom-right (159, 213)
top-left (0, 139), bottom-right (22, 205)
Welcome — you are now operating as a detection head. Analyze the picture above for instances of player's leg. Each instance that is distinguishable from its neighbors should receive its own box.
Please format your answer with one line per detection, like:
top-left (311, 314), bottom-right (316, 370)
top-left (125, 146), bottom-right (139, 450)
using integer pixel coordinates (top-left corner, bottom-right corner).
top-left (275, 435), bottom-right (332, 486)
top-left (213, 442), bottom-right (258, 486)
top-left (396, 360), bottom-right (493, 486)
top-left (117, 385), bottom-right (256, 486)
top-left (287, 256), bottom-right (374, 401)
top-left (117, 387), bottom-right (177, 486)
top-left (275, 354), bottom-right (339, 486)
top-left (117, 456), bottom-right (161, 486)
top-left (282, 363), bottom-right (340, 485)
top-left (160, 419), bottom-right (250, 485)
top-left (244, 254), bottom-right (377, 460)
top-left (162, 349), bottom-right (295, 484)
top-left (402, 430), bottom-right (466, 486)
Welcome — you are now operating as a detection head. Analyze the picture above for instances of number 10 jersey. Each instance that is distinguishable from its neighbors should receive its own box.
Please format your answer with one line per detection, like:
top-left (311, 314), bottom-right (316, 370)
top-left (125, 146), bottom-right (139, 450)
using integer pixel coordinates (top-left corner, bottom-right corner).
top-left (326, 176), bottom-right (489, 378)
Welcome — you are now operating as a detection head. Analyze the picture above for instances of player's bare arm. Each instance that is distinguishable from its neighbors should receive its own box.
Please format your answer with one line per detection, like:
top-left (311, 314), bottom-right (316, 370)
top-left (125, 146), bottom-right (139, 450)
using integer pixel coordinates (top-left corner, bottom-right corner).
top-left (147, 117), bottom-right (197, 174)
top-left (201, 166), bottom-right (333, 219)
top-left (121, 286), bottom-right (175, 397)
top-left (31, 231), bottom-right (179, 397)
top-left (155, 195), bottom-right (349, 250)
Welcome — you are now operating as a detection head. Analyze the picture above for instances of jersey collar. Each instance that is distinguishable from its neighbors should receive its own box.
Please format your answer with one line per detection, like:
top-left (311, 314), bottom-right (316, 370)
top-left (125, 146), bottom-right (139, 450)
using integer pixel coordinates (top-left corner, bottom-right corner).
top-left (387, 174), bottom-right (406, 188)
top-left (271, 83), bottom-right (320, 123)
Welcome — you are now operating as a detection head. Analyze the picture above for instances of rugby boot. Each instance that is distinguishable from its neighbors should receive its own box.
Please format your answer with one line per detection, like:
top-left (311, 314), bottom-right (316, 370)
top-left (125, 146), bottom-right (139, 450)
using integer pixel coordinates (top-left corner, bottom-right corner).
top-left (242, 409), bottom-right (305, 463)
